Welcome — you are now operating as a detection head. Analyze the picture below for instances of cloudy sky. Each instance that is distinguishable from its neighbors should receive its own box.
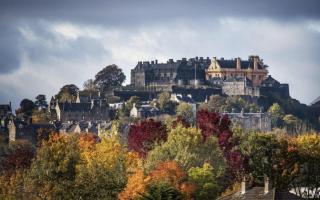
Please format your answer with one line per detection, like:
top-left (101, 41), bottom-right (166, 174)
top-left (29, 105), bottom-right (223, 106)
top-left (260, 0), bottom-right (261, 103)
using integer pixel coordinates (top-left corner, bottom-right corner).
top-left (0, 0), bottom-right (320, 110)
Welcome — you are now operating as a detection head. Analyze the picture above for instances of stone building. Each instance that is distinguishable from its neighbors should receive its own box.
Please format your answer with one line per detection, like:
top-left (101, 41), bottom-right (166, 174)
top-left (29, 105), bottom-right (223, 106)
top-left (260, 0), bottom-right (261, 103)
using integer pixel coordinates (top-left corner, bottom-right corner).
top-left (0, 103), bottom-right (12, 133)
top-left (206, 56), bottom-right (269, 87)
top-left (8, 119), bottom-right (55, 144)
top-left (55, 100), bottom-right (109, 122)
top-left (222, 76), bottom-right (260, 97)
top-left (131, 57), bottom-right (210, 87)
top-left (130, 103), bottom-right (159, 118)
top-left (49, 90), bottom-right (110, 122)
top-left (223, 110), bottom-right (271, 132)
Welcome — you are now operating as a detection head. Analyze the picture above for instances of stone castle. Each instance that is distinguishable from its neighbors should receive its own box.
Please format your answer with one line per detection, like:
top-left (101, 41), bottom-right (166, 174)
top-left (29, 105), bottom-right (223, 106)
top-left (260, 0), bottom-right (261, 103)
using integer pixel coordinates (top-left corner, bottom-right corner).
top-left (131, 55), bottom-right (268, 88)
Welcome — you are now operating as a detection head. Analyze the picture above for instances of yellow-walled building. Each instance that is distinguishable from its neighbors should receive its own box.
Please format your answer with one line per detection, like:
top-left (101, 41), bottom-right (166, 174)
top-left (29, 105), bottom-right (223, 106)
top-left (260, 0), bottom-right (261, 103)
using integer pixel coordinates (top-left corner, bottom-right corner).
top-left (206, 55), bottom-right (268, 87)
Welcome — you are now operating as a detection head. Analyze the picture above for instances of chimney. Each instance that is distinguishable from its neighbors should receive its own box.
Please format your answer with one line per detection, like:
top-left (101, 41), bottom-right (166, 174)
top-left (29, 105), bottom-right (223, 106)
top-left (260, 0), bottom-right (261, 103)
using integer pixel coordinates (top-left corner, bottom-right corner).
top-left (236, 57), bottom-right (241, 70)
top-left (241, 177), bottom-right (249, 195)
top-left (253, 56), bottom-right (259, 70)
top-left (155, 60), bottom-right (158, 64)
top-left (264, 176), bottom-right (272, 194)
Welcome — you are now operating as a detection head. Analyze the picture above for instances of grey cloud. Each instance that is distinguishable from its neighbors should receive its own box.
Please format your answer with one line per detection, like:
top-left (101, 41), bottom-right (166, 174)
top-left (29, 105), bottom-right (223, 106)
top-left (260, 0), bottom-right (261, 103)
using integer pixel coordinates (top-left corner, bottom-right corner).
top-left (0, 23), bottom-right (22, 73)
top-left (1, 0), bottom-right (320, 27)
top-left (19, 22), bottom-right (109, 65)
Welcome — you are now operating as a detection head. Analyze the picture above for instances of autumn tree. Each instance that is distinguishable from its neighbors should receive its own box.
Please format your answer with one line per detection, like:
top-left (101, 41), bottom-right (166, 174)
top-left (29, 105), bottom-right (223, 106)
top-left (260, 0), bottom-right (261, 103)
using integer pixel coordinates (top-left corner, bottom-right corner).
top-left (149, 161), bottom-right (186, 189)
top-left (128, 119), bottom-right (167, 157)
top-left (197, 110), bottom-right (247, 180)
top-left (94, 64), bottom-right (126, 91)
top-left (118, 169), bottom-right (150, 200)
top-left (239, 132), bottom-right (287, 186)
top-left (144, 125), bottom-right (226, 175)
top-left (1, 140), bottom-right (35, 175)
top-left (176, 102), bottom-right (194, 124)
top-left (289, 134), bottom-right (320, 198)
top-left (75, 132), bottom-right (140, 199)
top-left (25, 134), bottom-right (80, 199)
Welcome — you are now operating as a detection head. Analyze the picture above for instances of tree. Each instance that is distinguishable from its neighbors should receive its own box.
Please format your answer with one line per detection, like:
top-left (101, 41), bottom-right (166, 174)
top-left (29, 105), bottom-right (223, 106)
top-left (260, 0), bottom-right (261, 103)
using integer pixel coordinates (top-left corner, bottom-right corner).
top-left (196, 110), bottom-right (232, 148)
top-left (138, 181), bottom-right (184, 200)
top-left (158, 92), bottom-right (170, 110)
top-left (56, 84), bottom-right (79, 102)
top-left (32, 109), bottom-right (51, 123)
top-left (239, 132), bottom-right (286, 186)
top-left (75, 133), bottom-right (137, 199)
top-left (128, 119), bottom-right (167, 157)
top-left (34, 94), bottom-right (48, 109)
top-left (197, 110), bottom-right (247, 180)
top-left (268, 103), bottom-right (284, 128)
top-left (118, 169), bottom-right (150, 200)
top-left (2, 140), bottom-right (35, 175)
top-left (283, 114), bottom-right (300, 134)
top-left (149, 161), bottom-right (186, 189)
top-left (17, 99), bottom-right (34, 119)
top-left (207, 95), bottom-right (227, 112)
top-left (188, 163), bottom-right (222, 200)
top-left (157, 92), bottom-right (176, 114)
top-left (176, 103), bottom-right (193, 124)
top-left (94, 64), bottom-right (126, 90)
top-left (82, 78), bottom-right (98, 92)
top-left (144, 125), bottom-right (227, 175)
top-left (290, 134), bottom-right (320, 198)
top-left (25, 134), bottom-right (80, 199)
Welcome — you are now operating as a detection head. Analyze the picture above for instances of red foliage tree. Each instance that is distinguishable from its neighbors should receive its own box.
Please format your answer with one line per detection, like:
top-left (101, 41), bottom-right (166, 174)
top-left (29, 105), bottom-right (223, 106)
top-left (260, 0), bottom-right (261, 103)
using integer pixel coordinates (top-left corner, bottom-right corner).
top-left (128, 119), bottom-right (167, 157)
top-left (196, 110), bottom-right (247, 180)
top-left (172, 116), bottom-right (190, 129)
top-left (196, 110), bottom-right (232, 150)
top-left (3, 140), bottom-right (35, 175)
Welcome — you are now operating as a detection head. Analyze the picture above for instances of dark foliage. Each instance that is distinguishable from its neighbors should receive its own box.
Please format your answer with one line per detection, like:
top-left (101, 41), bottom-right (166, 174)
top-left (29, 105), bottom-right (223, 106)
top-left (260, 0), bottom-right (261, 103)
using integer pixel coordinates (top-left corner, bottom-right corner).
top-left (94, 64), bottom-right (126, 90)
top-left (128, 119), bottom-right (167, 157)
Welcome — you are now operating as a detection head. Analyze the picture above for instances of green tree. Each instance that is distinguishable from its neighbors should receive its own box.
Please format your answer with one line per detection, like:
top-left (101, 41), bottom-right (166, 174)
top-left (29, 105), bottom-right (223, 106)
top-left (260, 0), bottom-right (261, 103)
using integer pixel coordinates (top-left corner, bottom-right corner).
top-left (158, 92), bottom-right (171, 110)
top-left (207, 95), bottom-right (227, 112)
top-left (176, 102), bottom-right (193, 123)
top-left (283, 114), bottom-right (305, 135)
top-left (16, 99), bottom-right (34, 120)
top-left (94, 64), bottom-right (126, 91)
top-left (145, 125), bottom-right (226, 175)
top-left (188, 163), bottom-right (221, 200)
top-left (268, 103), bottom-right (284, 128)
top-left (138, 181), bottom-right (183, 200)
top-left (239, 132), bottom-right (286, 186)
top-left (56, 84), bottom-right (79, 103)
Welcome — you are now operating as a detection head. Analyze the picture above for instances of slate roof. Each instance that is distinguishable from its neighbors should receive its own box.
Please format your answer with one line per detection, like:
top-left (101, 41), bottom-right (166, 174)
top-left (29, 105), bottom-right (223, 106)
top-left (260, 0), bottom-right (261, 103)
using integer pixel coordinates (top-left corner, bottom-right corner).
top-left (224, 76), bottom-right (253, 86)
top-left (217, 59), bottom-right (265, 70)
top-left (217, 188), bottom-right (304, 200)
top-left (311, 96), bottom-right (320, 106)
top-left (58, 103), bottom-right (92, 112)
top-left (0, 104), bottom-right (11, 114)
top-left (261, 75), bottom-right (280, 86)
top-left (176, 95), bottom-right (195, 103)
